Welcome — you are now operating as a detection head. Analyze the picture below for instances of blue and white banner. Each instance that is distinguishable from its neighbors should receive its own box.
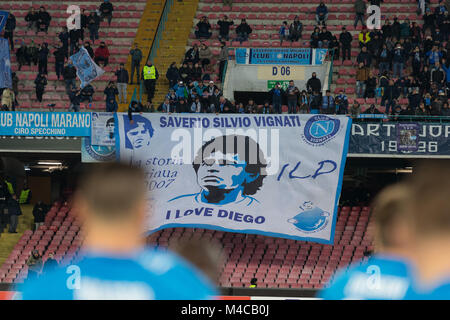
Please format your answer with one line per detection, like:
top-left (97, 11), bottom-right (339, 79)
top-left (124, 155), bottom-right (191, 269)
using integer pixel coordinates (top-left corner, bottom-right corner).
top-left (70, 47), bottom-right (104, 89)
top-left (235, 48), bottom-right (327, 65)
top-left (115, 113), bottom-right (351, 244)
top-left (0, 11), bottom-right (9, 33)
top-left (0, 38), bottom-right (12, 89)
top-left (81, 137), bottom-right (116, 162)
top-left (91, 112), bottom-right (115, 146)
top-left (0, 112), bottom-right (91, 136)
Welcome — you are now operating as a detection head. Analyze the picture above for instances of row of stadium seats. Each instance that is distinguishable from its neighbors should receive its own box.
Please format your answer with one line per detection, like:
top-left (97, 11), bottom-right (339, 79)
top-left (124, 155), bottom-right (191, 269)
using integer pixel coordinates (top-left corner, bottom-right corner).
top-left (0, 203), bottom-right (373, 288)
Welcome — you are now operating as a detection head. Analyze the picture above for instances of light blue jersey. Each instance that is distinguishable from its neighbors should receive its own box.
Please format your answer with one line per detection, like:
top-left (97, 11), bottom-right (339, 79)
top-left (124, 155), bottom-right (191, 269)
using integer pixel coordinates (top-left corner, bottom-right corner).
top-left (19, 247), bottom-right (217, 300)
top-left (320, 255), bottom-right (415, 300)
top-left (404, 279), bottom-right (450, 300)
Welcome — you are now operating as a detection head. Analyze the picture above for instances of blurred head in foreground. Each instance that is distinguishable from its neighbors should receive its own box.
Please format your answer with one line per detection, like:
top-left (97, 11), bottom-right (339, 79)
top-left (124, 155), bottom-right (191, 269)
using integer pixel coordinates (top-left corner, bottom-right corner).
top-left (402, 160), bottom-right (450, 297)
top-left (320, 182), bottom-right (417, 300)
top-left (75, 162), bottom-right (148, 253)
top-left (20, 163), bottom-right (217, 300)
top-left (370, 183), bottom-right (415, 257)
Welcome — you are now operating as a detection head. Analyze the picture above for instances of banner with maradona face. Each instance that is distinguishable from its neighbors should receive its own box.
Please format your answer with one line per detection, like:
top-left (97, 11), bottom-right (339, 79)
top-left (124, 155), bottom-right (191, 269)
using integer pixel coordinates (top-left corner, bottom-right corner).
top-left (115, 113), bottom-right (351, 244)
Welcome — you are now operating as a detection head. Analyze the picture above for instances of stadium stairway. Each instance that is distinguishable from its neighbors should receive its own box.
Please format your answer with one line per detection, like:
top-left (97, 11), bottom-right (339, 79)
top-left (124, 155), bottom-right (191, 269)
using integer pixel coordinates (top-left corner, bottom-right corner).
top-left (151, 0), bottom-right (200, 105)
top-left (0, 205), bottom-right (34, 268)
top-left (183, 0), bottom-right (438, 110)
top-left (2, 0), bottom-right (147, 112)
top-left (120, 0), bottom-right (166, 112)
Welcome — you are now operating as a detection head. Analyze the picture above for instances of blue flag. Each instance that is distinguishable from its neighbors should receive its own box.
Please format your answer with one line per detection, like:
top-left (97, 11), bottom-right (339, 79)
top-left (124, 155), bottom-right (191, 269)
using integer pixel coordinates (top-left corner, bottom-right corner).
top-left (0, 38), bottom-right (12, 89)
top-left (0, 11), bottom-right (9, 33)
top-left (70, 47), bottom-right (105, 88)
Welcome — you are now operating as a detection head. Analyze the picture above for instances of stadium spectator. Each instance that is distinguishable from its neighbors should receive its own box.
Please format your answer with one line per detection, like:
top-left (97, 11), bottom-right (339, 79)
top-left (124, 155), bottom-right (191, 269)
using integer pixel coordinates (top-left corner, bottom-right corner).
top-left (38, 43), bottom-right (49, 75)
top-left (12, 72), bottom-right (18, 107)
top-left (246, 99), bottom-right (257, 114)
top-left (42, 253), bottom-right (58, 274)
top-left (16, 42), bottom-right (29, 71)
top-left (249, 278), bottom-right (258, 288)
top-left (286, 80), bottom-right (300, 114)
top-left (365, 70), bottom-right (377, 99)
top-left (335, 90), bottom-right (349, 114)
top-left (32, 200), bottom-right (47, 230)
top-left (87, 11), bottom-right (100, 43)
top-left (143, 60), bottom-right (159, 104)
top-left (166, 62), bottom-right (180, 88)
top-left (310, 27), bottom-right (321, 49)
top-left (364, 103), bottom-right (382, 115)
top-left (94, 41), bottom-right (110, 67)
top-left (25, 8), bottom-right (38, 33)
top-left (279, 21), bottom-right (289, 44)
top-left (299, 90), bottom-right (310, 113)
top-left (184, 44), bottom-right (200, 65)
top-left (63, 61), bottom-right (77, 94)
top-left (339, 26), bottom-right (352, 61)
top-left (80, 84), bottom-right (95, 103)
top-left (58, 27), bottom-right (70, 59)
top-left (4, 13), bottom-right (16, 51)
top-left (1, 88), bottom-right (15, 111)
top-left (159, 97), bottom-right (174, 113)
top-left (356, 62), bottom-right (369, 98)
top-left (319, 26), bottom-right (333, 48)
top-left (84, 41), bottom-right (95, 59)
top-left (127, 100), bottom-right (144, 122)
top-left (289, 16), bottom-right (303, 42)
top-left (53, 46), bottom-right (66, 81)
top-left (115, 63), bottom-right (129, 104)
top-left (218, 42), bottom-right (228, 82)
top-left (357, 46), bottom-right (372, 67)
top-left (37, 6), bottom-right (51, 33)
top-left (192, 63), bottom-right (203, 82)
top-left (195, 16), bottom-right (212, 39)
top-left (309, 91), bottom-right (322, 114)
top-left (104, 81), bottom-right (119, 112)
top-left (261, 100), bottom-right (271, 114)
top-left (315, 2), bottom-right (329, 26)
top-left (350, 101), bottom-right (361, 118)
top-left (69, 28), bottom-right (82, 56)
top-left (99, 0), bottom-right (114, 26)
top-left (269, 82), bottom-right (285, 114)
top-left (34, 73), bottom-right (47, 103)
top-left (199, 43), bottom-right (212, 71)
top-left (354, 0), bottom-right (366, 28)
top-left (68, 88), bottom-right (81, 112)
top-left (359, 27), bottom-right (371, 48)
top-left (176, 98), bottom-right (189, 113)
top-left (235, 19), bottom-right (252, 43)
top-left (217, 15), bottom-right (234, 41)
top-left (306, 72), bottom-right (321, 93)
top-left (26, 250), bottom-right (43, 281)
top-left (321, 89), bottom-right (335, 114)
top-left (81, 9), bottom-right (89, 41)
top-left (129, 44), bottom-right (143, 85)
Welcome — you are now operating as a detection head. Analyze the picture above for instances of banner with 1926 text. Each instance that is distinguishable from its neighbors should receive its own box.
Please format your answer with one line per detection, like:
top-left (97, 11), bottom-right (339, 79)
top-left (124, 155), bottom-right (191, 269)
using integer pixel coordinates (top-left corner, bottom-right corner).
top-left (115, 113), bottom-right (351, 244)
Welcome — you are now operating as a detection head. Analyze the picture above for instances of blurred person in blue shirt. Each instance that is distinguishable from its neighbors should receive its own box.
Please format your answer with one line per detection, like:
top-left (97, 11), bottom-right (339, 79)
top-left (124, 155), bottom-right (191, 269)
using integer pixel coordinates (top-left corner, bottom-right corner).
top-left (320, 183), bottom-right (417, 300)
top-left (20, 163), bottom-right (217, 300)
top-left (401, 162), bottom-right (450, 300)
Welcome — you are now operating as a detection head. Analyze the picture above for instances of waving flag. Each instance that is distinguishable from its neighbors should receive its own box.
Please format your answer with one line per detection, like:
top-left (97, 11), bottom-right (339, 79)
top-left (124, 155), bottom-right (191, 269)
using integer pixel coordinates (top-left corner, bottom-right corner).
top-left (0, 38), bottom-right (12, 89)
top-left (70, 47), bottom-right (104, 88)
top-left (0, 11), bottom-right (9, 33)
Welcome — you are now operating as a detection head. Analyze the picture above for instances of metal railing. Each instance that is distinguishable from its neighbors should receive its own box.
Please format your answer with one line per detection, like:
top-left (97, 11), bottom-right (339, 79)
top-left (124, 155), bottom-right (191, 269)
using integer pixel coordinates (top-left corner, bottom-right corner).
top-left (352, 114), bottom-right (450, 123)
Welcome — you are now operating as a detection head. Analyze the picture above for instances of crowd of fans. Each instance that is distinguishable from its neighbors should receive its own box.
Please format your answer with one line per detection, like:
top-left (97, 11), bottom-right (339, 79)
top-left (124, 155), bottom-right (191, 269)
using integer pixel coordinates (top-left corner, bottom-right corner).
top-left (1, 0), bottom-right (450, 119)
top-left (0, 1), bottom-right (126, 112)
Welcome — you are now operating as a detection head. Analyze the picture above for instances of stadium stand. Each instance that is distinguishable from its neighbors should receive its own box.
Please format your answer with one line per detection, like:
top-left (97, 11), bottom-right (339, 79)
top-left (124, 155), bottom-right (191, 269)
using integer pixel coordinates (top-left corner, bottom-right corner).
top-left (0, 203), bottom-right (373, 289)
top-left (2, 0), bottom-right (150, 111)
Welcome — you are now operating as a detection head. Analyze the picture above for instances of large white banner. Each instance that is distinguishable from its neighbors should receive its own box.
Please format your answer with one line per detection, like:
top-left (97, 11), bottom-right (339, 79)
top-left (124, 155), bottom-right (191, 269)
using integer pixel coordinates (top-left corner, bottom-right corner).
top-left (115, 113), bottom-right (351, 244)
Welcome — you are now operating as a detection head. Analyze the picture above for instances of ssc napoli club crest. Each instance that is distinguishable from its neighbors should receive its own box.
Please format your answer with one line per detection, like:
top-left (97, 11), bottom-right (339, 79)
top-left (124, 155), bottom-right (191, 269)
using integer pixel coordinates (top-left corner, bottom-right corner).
top-left (83, 138), bottom-right (115, 162)
top-left (288, 202), bottom-right (330, 233)
top-left (302, 115), bottom-right (340, 146)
